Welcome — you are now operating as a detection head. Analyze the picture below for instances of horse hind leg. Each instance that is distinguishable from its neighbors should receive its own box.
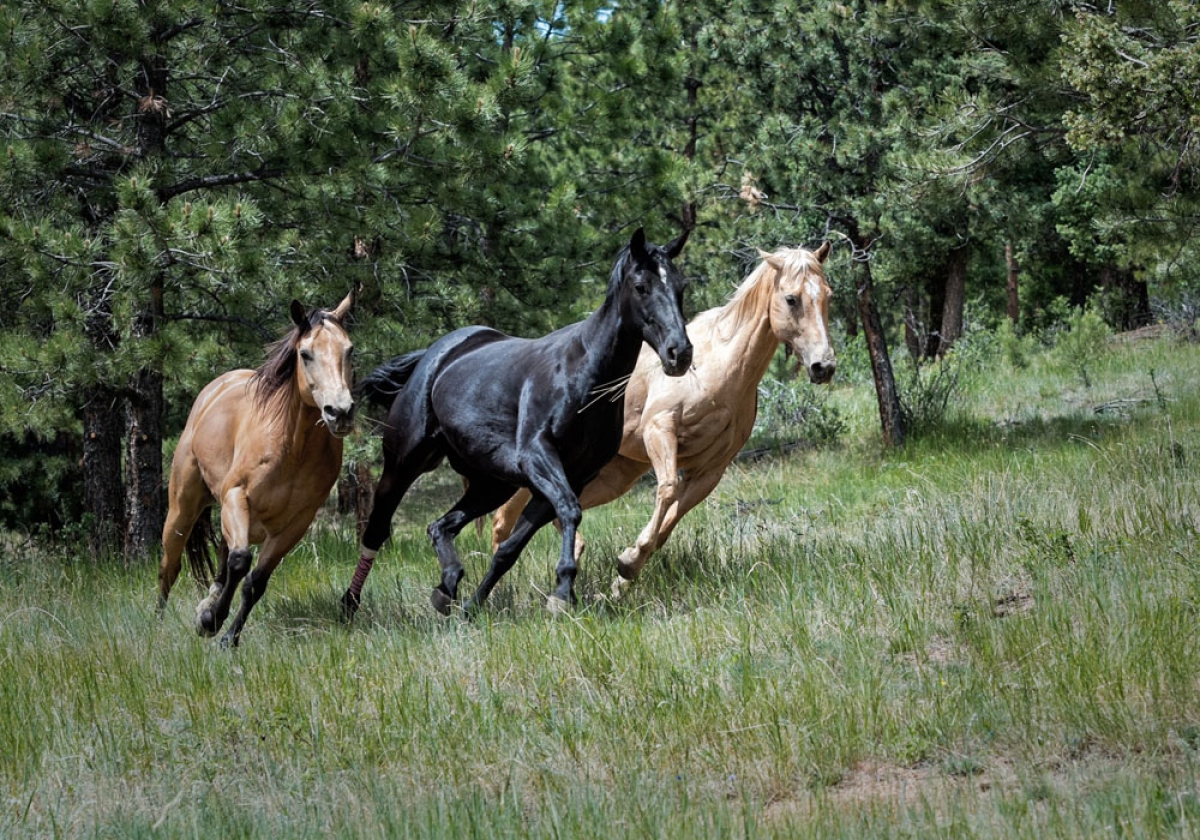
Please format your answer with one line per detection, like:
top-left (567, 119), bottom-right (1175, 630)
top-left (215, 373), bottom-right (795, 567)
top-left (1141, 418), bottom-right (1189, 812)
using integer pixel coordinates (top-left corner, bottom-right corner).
top-left (158, 470), bottom-right (211, 614)
top-left (341, 442), bottom-right (441, 619)
top-left (427, 480), bottom-right (516, 615)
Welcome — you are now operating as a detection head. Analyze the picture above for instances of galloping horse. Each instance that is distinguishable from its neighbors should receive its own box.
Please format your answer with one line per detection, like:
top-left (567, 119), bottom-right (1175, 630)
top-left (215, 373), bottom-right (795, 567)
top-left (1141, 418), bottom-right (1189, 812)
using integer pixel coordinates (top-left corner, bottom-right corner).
top-left (492, 243), bottom-right (835, 596)
top-left (157, 288), bottom-right (357, 647)
top-left (341, 228), bottom-right (693, 617)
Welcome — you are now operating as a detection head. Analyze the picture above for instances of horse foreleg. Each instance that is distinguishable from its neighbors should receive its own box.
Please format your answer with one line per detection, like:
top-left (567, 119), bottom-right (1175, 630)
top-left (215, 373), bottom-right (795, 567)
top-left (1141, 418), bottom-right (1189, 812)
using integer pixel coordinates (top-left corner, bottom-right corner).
top-left (468, 495), bottom-right (556, 614)
top-left (427, 480), bottom-right (516, 615)
top-left (518, 446), bottom-right (582, 611)
top-left (219, 528), bottom-right (303, 648)
top-left (614, 463), bottom-right (728, 598)
top-left (614, 416), bottom-right (680, 592)
top-left (491, 455), bottom-right (646, 558)
top-left (197, 487), bottom-right (252, 637)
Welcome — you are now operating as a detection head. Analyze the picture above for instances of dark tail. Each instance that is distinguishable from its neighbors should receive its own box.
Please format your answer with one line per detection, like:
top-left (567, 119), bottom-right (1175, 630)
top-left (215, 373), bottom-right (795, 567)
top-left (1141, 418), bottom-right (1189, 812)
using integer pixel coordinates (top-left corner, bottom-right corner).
top-left (184, 507), bottom-right (224, 590)
top-left (356, 350), bottom-right (426, 410)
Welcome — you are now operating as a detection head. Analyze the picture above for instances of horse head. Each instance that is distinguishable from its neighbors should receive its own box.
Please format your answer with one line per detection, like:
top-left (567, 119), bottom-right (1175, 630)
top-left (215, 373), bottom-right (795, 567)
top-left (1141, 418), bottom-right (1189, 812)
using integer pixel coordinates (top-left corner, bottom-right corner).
top-left (759, 242), bottom-right (836, 384)
top-left (291, 285), bottom-right (357, 437)
top-left (622, 227), bottom-right (694, 376)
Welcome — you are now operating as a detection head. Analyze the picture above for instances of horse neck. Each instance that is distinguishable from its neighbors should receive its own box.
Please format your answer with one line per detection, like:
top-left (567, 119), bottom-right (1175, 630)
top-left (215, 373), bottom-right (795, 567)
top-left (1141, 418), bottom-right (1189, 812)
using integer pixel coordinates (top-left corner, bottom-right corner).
top-left (576, 293), bottom-right (645, 386)
top-left (263, 379), bottom-right (325, 457)
top-left (710, 263), bottom-right (781, 385)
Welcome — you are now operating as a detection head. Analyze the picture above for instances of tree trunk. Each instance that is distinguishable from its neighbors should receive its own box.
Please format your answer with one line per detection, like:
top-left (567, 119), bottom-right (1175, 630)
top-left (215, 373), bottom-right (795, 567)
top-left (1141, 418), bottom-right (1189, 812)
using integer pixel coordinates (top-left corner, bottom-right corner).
top-left (122, 52), bottom-right (169, 562)
top-left (937, 244), bottom-right (968, 357)
top-left (902, 283), bottom-right (924, 362)
top-left (1099, 265), bottom-right (1151, 331)
top-left (355, 461), bottom-right (376, 545)
top-left (124, 335), bottom-right (164, 561)
top-left (856, 258), bottom-right (906, 448)
top-left (124, 264), bottom-right (165, 560)
top-left (81, 386), bottom-right (125, 555)
top-left (923, 269), bottom-right (946, 359)
top-left (1005, 241), bottom-right (1020, 324)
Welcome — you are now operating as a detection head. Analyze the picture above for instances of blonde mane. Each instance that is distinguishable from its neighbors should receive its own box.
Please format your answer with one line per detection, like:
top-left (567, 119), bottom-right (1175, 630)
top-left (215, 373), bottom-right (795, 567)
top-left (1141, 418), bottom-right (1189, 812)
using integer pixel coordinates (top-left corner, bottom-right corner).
top-left (712, 248), bottom-right (824, 342)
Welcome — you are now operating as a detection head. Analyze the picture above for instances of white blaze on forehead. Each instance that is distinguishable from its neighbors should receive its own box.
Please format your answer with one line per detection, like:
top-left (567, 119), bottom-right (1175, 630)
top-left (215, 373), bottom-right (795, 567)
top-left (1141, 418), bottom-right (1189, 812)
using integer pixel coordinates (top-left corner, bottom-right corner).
top-left (659, 264), bottom-right (668, 285)
top-left (802, 266), bottom-right (831, 352)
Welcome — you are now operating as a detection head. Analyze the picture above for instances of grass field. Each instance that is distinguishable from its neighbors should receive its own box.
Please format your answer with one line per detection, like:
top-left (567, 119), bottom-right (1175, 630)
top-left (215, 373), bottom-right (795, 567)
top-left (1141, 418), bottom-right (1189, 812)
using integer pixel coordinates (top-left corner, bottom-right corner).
top-left (3, 330), bottom-right (1200, 837)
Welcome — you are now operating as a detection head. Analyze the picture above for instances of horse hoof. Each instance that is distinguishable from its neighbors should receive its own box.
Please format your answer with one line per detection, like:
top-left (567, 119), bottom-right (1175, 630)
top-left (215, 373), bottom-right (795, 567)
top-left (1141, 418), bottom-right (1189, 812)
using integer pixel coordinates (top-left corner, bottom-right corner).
top-left (195, 608), bottom-right (219, 638)
top-left (610, 575), bottom-right (634, 600)
top-left (339, 591), bottom-right (360, 623)
top-left (430, 587), bottom-right (454, 616)
top-left (545, 595), bottom-right (571, 614)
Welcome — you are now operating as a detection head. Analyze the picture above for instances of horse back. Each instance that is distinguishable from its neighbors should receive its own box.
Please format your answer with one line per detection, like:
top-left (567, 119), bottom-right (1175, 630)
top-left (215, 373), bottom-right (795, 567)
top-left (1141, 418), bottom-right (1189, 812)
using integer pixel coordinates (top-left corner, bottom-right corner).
top-left (430, 326), bottom-right (625, 485)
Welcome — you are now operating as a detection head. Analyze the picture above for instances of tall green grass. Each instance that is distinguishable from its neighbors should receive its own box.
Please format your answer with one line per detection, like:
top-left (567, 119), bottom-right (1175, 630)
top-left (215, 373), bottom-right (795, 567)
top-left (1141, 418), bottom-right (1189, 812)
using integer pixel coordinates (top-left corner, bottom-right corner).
top-left (2, 333), bottom-right (1199, 837)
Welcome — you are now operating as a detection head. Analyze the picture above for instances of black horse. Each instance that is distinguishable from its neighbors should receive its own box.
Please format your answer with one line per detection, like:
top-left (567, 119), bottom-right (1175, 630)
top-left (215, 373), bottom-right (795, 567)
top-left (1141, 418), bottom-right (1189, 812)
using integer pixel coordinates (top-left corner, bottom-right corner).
top-left (342, 228), bottom-right (693, 616)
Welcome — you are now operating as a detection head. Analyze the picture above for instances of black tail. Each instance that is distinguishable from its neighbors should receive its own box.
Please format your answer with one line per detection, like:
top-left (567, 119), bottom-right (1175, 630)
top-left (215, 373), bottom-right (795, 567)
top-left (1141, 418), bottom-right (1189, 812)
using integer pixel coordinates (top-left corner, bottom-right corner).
top-left (184, 507), bottom-right (225, 590)
top-left (356, 350), bottom-right (426, 410)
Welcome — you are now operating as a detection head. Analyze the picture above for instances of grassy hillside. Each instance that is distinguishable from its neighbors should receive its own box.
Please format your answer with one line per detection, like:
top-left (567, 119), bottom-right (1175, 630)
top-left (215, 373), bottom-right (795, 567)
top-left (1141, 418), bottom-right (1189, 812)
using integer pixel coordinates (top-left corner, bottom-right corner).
top-left (2, 330), bottom-right (1199, 837)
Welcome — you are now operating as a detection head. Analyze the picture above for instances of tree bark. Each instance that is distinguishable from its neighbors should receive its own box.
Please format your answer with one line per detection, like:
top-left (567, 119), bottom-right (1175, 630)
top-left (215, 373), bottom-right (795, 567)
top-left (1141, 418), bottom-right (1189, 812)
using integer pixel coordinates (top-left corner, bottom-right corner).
top-left (902, 283), bottom-right (924, 362)
top-left (937, 244), bottom-right (968, 357)
top-left (1005, 241), bottom-right (1020, 324)
top-left (856, 258), bottom-right (906, 448)
top-left (923, 269), bottom-right (946, 359)
top-left (355, 461), bottom-right (376, 545)
top-left (125, 356), bottom-right (165, 561)
top-left (82, 386), bottom-right (125, 555)
top-left (123, 52), bottom-right (170, 561)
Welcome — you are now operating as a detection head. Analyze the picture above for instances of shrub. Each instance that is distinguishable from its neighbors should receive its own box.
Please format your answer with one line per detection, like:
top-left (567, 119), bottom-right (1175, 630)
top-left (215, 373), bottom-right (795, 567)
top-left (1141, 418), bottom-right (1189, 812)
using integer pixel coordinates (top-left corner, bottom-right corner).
top-left (1053, 306), bottom-right (1112, 388)
top-left (748, 377), bottom-right (846, 453)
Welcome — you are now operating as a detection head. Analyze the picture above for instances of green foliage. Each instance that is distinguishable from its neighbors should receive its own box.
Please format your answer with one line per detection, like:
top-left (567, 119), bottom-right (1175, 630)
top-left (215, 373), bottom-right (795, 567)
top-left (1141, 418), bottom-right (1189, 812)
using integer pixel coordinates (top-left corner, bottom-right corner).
top-left (749, 375), bottom-right (847, 453)
top-left (1053, 307), bottom-right (1113, 389)
top-left (996, 319), bottom-right (1035, 370)
top-left (4, 0), bottom-right (1200, 536)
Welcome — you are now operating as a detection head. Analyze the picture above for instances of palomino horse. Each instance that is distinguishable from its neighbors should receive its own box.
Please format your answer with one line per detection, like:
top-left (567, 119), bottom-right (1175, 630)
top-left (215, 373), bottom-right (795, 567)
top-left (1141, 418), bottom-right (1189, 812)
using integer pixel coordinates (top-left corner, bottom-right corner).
top-left (157, 288), bottom-right (357, 647)
top-left (492, 243), bottom-right (835, 596)
top-left (341, 228), bottom-right (693, 617)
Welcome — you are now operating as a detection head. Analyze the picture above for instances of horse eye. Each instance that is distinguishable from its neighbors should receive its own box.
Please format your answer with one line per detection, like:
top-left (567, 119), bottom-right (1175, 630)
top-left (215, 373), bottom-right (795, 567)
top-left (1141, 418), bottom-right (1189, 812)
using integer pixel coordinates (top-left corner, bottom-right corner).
top-left (635, 281), bottom-right (649, 295)
top-left (300, 349), bottom-right (314, 362)
top-left (785, 294), bottom-right (799, 308)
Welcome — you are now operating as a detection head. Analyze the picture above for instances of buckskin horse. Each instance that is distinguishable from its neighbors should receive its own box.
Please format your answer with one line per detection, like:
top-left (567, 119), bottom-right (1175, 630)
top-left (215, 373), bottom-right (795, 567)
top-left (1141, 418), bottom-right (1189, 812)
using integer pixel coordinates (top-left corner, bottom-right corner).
top-left (341, 228), bottom-right (693, 617)
top-left (157, 288), bottom-right (357, 646)
top-left (491, 243), bottom-right (835, 596)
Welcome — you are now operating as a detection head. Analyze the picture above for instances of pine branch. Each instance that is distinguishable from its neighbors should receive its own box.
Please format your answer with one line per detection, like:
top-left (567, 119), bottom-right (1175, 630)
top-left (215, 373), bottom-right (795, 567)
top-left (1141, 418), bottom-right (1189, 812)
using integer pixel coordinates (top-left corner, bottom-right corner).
top-left (156, 168), bottom-right (284, 201)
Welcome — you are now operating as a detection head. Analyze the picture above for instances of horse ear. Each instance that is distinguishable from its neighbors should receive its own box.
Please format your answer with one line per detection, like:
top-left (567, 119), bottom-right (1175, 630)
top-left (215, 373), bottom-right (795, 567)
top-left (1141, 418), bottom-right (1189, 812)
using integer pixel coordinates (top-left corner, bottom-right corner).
top-left (758, 248), bottom-right (785, 272)
top-left (629, 227), bottom-right (647, 259)
top-left (814, 241), bottom-right (832, 263)
top-left (328, 283), bottom-right (359, 323)
top-left (290, 300), bottom-right (310, 332)
top-left (665, 227), bottom-right (691, 259)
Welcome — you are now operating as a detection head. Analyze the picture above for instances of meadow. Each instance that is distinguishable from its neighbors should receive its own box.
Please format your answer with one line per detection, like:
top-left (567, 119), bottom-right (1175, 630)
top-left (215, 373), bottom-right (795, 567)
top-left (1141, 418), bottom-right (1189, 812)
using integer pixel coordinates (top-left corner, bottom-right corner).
top-left (3, 327), bottom-right (1199, 838)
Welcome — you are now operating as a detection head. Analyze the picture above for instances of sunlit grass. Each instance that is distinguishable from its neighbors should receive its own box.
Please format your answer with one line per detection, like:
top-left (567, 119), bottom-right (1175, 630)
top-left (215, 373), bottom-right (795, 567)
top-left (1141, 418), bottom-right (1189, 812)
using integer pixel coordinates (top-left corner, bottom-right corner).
top-left (2, 334), bottom-right (1199, 837)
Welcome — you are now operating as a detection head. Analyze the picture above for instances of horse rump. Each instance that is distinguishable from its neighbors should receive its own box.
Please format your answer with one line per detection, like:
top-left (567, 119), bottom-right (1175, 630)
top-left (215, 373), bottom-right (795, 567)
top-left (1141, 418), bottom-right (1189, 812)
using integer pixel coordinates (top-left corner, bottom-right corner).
top-left (184, 507), bottom-right (225, 590)
top-left (356, 350), bottom-right (426, 410)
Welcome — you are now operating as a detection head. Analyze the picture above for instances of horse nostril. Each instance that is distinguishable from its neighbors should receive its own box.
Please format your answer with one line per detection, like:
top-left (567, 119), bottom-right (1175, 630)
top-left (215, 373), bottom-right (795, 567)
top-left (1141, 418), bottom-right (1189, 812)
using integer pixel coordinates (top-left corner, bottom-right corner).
top-left (810, 361), bottom-right (835, 383)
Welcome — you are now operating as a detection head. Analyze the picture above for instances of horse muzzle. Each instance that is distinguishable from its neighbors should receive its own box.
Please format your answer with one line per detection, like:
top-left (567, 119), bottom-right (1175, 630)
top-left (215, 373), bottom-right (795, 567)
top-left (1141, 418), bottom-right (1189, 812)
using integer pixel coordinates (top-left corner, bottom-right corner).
top-left (806, 357), bottom-right (836, 385)
top-left (660, 341), bottom-right (694, 377)
top-left (322, 404), bottom-right (356, 438)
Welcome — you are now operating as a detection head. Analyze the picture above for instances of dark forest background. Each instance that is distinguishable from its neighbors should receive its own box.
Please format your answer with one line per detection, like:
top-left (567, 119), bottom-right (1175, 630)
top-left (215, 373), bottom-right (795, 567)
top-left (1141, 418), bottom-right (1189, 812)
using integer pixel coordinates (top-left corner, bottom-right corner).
top-left (2, 0), bottom-right (1197, 559)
